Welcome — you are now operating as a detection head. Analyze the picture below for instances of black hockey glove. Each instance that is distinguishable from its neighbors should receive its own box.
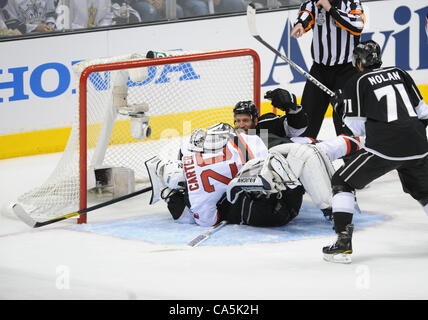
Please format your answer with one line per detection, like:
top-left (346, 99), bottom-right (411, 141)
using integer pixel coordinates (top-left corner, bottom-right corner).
top-left (164, 189), bottom-right (188, 220)
top-left (331, 89), bottom-right (345, 118)
top-left (265, 88), bottom-right (299, 113)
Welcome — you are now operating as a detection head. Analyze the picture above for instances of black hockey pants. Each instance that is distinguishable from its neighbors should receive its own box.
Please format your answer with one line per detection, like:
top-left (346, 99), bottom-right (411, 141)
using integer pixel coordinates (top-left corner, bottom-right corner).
top-left (301, 62), bottom-right (356, 139)
top-left (217, 186), bottom-right (305, 227)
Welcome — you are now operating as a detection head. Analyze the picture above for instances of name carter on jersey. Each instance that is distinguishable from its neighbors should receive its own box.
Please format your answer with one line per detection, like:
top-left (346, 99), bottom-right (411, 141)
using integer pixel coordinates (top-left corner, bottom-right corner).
top-left (183, 155), bottom-right (199, 191)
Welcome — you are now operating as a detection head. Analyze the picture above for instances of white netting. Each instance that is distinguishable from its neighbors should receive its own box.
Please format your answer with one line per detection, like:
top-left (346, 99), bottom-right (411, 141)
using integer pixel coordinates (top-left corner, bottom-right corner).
top-left (15, 49), bottom-right (258, 221)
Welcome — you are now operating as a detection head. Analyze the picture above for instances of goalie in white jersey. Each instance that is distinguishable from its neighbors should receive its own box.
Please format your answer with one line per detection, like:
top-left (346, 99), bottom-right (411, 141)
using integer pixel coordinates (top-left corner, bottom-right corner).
top-left (146, 122), bottom-right (306, 227)
top-left (146, 120), bottom-right (364, 227)
top-left (179, 123), bottom-right (269, 226)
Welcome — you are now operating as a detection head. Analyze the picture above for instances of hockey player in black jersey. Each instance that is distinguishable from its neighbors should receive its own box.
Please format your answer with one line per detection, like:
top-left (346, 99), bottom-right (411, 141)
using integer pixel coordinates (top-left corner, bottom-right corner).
top-left (323, 40), bottom-right (428, 264)
top-left (233, 88), bottom-right (309, 148)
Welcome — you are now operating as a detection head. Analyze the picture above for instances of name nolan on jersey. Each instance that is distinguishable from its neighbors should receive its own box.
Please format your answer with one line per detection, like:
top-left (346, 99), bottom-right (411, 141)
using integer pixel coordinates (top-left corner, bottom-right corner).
top-left (367, 70), bottom-right (401, 86)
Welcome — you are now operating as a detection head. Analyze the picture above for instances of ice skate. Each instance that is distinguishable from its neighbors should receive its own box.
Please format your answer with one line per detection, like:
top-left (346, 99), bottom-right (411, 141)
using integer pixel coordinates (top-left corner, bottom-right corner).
top-left (323, 224), bottom-right (353, 264)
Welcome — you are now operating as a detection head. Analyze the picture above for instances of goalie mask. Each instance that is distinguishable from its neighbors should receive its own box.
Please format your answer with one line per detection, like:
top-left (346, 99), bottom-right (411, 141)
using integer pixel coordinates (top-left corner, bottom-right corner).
top-left (188, 123), bottom-right (236, 153)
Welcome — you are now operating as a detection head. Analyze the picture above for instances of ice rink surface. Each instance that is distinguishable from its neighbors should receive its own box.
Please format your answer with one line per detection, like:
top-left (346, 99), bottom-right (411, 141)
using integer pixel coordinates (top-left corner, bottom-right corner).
top-left (1, 120), bottom-right (428, 301)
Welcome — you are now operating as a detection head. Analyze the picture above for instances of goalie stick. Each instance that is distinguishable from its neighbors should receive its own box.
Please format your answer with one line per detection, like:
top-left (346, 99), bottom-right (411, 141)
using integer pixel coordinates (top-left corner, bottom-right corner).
top-left (187, 220), bottom-right (228, 247)
top-left (13, 186), bottom-right (152, 228)
top-left (246, 3), bottom-right (335, 98)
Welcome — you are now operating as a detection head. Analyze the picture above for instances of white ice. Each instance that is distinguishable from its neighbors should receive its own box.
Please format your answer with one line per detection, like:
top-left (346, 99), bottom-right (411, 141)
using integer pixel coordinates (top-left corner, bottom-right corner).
top-left (1, 120), bottom-right (428, 300)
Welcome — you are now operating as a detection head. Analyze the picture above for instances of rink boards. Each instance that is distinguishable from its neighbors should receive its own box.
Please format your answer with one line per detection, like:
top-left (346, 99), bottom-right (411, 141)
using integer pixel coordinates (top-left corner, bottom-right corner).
top-left (0, 0), bottom-right (427, 159)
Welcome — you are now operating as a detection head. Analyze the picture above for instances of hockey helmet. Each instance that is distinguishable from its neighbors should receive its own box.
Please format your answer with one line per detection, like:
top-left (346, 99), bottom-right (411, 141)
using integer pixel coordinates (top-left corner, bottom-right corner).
top-left (352, 40), bottom-right (382, 69)
top-left (233, 100), bottom-right (259, 120)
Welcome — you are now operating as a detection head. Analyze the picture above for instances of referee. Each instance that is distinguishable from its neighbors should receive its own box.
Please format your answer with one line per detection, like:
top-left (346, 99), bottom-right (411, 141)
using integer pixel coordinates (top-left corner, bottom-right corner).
top-left (291, 0), bottom-right (366, 139)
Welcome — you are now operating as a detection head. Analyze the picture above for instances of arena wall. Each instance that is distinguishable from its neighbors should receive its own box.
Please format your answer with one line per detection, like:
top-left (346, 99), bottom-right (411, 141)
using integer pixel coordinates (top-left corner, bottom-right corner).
top-left (0, 0), bottom-right (426, 158)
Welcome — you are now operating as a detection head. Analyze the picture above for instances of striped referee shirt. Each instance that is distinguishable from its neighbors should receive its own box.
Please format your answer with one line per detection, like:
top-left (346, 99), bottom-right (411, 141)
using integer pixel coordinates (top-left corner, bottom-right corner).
top-left (294, 0), bottom-right (365, 66)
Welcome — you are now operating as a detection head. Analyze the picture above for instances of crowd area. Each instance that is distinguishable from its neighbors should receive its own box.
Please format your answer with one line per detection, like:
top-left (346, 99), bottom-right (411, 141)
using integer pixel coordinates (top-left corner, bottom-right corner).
top-left (0, 0), bottom-right (304, 37)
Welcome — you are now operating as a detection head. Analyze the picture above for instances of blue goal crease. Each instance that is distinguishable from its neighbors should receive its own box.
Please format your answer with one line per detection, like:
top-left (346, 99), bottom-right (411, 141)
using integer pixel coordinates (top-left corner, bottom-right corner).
top-left (69, 202), bottom-right (386, 246)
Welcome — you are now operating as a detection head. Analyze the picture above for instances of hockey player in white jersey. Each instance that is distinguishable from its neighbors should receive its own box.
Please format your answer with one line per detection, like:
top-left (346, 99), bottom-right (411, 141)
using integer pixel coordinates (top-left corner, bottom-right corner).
top-left (146, 121), bottom-right (364, 227)
top-left (147, 122), bottom-right (309, 227)
top-left (181, 123), bottom-right (269, 226)
top-left (146, 122), bottom-right (270, 226)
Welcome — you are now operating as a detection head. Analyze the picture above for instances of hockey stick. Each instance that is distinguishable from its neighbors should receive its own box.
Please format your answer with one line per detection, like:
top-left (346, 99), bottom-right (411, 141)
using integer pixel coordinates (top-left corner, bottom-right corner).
top-left (187, 220), bottom-right (228, 247)
top-left (13, 186), bottom-right (152, 228)
top-left (246, 3), bottom-right (335, 97)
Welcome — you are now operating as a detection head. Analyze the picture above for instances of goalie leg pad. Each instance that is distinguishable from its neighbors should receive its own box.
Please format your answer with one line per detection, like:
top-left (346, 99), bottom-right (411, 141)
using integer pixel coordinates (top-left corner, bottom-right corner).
top-left (270, 143), bottom-right (335, 210)
top-left (226, 158), bottom-right (269, 204)
top-left (296, 145), bottom-right (334, 209)
top-left (254, 152), bottom-right (301, 193)
top-left (226, 153), bottom-right (301, 203)
top-left (268, 151), bottom-right (301, 189)
top-left (144, 156), bottom-right (166, 205)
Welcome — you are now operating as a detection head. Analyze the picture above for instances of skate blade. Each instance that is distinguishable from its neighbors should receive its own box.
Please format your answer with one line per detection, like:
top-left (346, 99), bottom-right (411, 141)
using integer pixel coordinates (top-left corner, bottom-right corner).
top-left (323, 253), bottom-right (352, 264)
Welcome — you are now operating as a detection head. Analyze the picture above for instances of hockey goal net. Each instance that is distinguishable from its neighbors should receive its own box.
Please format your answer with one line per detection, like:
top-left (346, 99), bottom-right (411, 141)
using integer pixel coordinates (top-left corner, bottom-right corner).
top-left (14, 48), bottom-right (261, 224)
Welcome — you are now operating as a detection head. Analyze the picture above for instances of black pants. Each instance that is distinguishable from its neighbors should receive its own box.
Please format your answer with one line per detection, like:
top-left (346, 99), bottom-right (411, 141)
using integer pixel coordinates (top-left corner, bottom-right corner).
top-left (301, 62), bottom-right (357, 139)
top-left (331, 150), bottom-right (428, 232)
top-left (217, 186), bottom-right (305, 227)
top-left (334, 150), bottom-right (428, 206)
